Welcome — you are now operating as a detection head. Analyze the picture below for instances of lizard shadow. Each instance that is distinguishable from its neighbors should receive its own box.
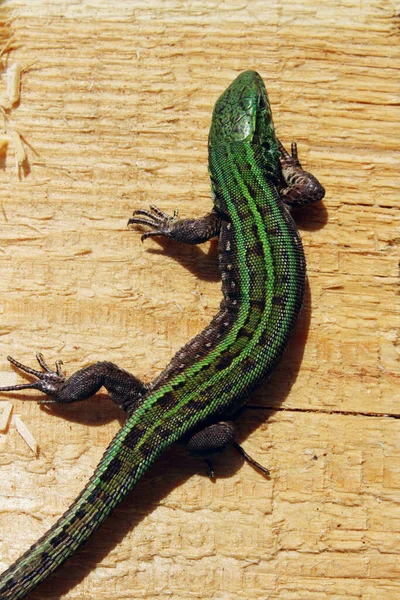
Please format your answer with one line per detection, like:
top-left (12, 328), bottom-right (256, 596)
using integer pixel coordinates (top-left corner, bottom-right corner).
top-left (291, 200), bottom-right (328, 232)
top-left (145, 235), bottom-right (221, 282)
top-left (1, 389), bottom-right (124, 427)
top-left (29, 204), bottom-right (323, 598)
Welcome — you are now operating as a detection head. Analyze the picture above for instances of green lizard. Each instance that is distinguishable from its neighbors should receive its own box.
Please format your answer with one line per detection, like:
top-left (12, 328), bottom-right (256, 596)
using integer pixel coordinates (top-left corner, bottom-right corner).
top-left (0, 70), bottom-right (324, 598)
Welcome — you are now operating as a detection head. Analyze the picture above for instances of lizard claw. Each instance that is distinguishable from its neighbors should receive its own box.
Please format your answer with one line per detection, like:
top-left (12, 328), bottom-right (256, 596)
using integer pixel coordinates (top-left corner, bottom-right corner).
top-left (278, 139), bottom-right (301, 168)
top-left (0, 353), bottom-right (66, 402)
top-left (128, 205), bottom-right (179, 241)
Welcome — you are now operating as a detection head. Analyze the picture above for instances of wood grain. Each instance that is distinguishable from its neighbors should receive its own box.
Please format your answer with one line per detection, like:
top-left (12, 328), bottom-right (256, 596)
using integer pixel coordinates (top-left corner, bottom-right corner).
top-left (0, 1), bottom-right (398, 599)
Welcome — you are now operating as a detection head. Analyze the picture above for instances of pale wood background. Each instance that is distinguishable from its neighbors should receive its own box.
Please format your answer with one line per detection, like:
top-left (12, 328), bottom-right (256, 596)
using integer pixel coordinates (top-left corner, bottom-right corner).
top-left (0, 1), bottom-right (399, 599)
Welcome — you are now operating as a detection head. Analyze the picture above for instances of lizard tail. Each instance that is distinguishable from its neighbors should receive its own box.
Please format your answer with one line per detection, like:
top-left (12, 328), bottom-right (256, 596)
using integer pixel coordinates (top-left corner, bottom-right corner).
top-left (0, 409), bottom-right (171, 599)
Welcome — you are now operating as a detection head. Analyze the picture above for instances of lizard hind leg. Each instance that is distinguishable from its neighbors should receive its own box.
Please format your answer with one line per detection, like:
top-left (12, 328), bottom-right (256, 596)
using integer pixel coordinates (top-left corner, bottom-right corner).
top-left (187, 421), bottom-right (270, 478)
top-left (0, 354), bottom-right (149, 415)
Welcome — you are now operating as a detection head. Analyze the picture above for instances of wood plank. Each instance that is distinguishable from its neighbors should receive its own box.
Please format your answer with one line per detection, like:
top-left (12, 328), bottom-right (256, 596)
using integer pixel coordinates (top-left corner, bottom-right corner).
top-left (0, 1), bottom-right (398, 598)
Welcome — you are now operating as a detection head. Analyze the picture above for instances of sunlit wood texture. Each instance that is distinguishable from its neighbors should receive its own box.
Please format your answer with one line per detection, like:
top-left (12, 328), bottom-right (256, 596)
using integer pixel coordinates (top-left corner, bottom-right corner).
top-left (0, 1), bottom-right (398, 599)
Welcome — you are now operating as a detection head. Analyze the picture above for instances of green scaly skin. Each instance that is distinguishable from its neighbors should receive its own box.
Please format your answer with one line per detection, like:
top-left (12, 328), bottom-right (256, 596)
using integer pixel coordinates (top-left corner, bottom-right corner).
top-left (0, 71), bottom-right (324, 598)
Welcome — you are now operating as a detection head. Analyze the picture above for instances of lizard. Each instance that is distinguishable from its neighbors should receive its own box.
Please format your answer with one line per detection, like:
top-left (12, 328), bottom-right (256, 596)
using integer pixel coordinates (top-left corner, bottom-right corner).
top-left (0, 70), bottom-right (325, 599)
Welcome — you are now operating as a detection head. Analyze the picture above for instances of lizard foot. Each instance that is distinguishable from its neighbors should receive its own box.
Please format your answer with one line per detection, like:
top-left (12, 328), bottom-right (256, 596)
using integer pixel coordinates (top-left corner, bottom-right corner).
top-left (278, 139), bottom-right (325, 206)
top-left (188, 422), bottom-right (270, 478)
top-left (0, 353), bottom-right (66, 402)
top-left (128, 204), bottom-right (179, 241)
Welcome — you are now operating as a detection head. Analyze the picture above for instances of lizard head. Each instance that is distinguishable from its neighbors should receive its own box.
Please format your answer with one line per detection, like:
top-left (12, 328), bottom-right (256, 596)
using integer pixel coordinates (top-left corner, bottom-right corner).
top-left (208, 70), bottom-right (279, 170)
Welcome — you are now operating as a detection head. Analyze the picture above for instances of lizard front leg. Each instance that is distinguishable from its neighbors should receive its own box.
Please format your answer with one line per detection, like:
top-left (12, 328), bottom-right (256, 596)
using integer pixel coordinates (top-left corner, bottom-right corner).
top-left (128, 205), bottom-right (222, 244)
top-left (0, 354), bottom-right (148, 415)
top-left (278, 139), bottom-right (325, 207)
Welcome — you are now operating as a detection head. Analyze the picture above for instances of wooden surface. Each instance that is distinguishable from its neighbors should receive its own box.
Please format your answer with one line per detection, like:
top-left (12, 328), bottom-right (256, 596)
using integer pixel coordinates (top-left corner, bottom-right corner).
top-left (0, 1), bottom-right (399, 599)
